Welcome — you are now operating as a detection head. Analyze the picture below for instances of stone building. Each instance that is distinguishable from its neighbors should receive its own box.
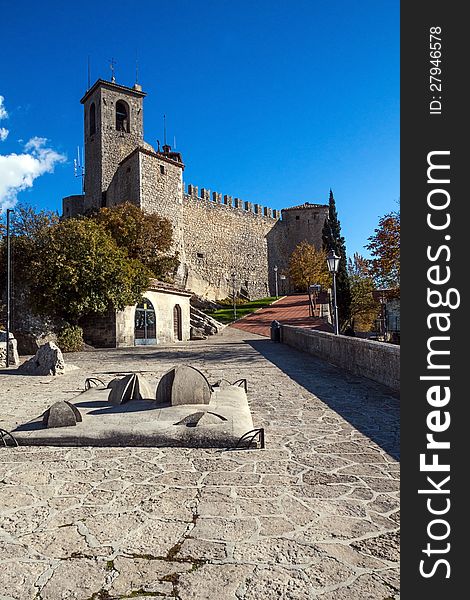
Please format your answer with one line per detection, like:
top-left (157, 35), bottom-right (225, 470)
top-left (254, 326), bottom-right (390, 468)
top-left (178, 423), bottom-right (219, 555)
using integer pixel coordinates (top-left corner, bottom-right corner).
top-left (63, 78), bottom-right (329, 300)
top-left (80, 280), bottom-right (191, 348)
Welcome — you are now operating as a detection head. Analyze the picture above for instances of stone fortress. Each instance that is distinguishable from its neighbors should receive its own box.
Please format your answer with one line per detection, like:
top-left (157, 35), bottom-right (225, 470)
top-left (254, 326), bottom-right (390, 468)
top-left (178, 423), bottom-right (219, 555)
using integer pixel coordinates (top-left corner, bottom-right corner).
top-left (63, 78), bottom-right (329, 300)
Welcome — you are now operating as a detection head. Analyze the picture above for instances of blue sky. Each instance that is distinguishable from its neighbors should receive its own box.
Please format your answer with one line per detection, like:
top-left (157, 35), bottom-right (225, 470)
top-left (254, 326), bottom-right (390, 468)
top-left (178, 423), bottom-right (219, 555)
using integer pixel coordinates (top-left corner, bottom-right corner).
top-left (0, 0), bottom-right (399, 257)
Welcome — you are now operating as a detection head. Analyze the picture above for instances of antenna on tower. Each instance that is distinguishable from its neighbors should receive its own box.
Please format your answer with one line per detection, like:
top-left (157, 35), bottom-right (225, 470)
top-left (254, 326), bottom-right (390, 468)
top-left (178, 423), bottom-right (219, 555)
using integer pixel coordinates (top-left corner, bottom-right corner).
top-left (135, 58), bottom-right (139, 85)
top-left (163, 114), bottom-right (167, 147)
top-left (73, 146), bottom-right (85, 193)
top-left (87, 56), bottom-right (91, 90)
top-left (109, 58), bottom-right (116, 83)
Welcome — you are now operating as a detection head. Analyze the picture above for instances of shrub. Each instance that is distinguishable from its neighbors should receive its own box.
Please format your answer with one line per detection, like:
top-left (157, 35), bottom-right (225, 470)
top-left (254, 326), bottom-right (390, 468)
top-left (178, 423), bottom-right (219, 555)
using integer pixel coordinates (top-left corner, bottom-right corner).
top-left (216, 296), bottom-right (249, 306)
top-left (57, 324), bottom-right (84, 352)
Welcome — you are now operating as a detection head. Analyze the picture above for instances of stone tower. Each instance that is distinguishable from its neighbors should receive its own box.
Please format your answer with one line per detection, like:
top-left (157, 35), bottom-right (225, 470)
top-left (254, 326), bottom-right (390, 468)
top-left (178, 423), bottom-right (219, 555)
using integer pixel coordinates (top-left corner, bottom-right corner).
top-left (62, 79), bottom-right (329, 301)
top-left (80, 79), bottom-right (146, 212)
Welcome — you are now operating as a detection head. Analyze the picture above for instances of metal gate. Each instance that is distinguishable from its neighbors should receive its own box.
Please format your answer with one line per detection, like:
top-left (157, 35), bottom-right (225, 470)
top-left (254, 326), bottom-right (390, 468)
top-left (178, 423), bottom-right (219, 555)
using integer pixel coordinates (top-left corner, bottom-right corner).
top-left (134, 299), bottom-right (157, 345)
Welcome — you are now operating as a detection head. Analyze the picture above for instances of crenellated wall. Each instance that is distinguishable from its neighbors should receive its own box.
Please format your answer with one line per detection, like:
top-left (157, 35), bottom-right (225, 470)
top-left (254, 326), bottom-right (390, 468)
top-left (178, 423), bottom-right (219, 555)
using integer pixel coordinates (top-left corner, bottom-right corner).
top-left (178, 185), bottom-right (329, 299)
top-left (185, 183), bottom-right (281, 220)
top-left (182, 186), bottom-right (277, 299)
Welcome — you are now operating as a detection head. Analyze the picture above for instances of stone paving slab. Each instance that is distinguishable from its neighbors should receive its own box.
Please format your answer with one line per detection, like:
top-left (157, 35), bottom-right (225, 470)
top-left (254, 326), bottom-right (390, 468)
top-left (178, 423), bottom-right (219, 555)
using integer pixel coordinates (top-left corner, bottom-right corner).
top-left (0, 327), bottom-right (399, 599)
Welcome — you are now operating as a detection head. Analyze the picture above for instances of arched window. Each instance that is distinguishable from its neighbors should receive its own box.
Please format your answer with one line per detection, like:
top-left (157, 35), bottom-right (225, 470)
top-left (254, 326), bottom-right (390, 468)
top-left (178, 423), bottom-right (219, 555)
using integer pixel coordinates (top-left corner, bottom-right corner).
top-left (89, 102), bottom-right (96, 136)
top-left (116, 100), bottom-right (130, 132)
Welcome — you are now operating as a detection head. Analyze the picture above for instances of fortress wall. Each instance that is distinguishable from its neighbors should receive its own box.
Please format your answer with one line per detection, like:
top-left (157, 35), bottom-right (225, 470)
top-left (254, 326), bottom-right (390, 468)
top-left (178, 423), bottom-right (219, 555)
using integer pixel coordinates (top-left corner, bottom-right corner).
top-left (281, 206), bottom-right (329, 257)
top-left (63, 195), bottom-right (85, 218)
top-left (107, 152), bottom-right (141, 207)
top-left (139, 152), bottom-right (185, 254)
top-left (182, 190), bottom-right (278, 300)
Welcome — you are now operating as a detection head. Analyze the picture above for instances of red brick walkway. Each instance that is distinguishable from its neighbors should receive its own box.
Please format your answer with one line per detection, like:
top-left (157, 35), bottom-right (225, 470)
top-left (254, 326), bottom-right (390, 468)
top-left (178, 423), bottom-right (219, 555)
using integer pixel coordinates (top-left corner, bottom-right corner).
top-left (231, 294), bottom-right (333, 337)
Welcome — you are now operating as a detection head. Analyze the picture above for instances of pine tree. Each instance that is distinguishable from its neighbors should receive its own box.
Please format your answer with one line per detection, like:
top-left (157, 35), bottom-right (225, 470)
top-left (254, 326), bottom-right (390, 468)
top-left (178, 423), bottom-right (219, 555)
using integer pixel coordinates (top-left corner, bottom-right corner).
top-left (322, 189), bottom-right (352, 330)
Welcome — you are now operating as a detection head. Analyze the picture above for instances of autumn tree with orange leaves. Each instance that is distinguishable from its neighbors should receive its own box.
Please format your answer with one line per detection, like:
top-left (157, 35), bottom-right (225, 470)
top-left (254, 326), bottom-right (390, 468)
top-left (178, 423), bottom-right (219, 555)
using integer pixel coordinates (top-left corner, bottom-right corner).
top-left (365, 211), bottom-right (400, 293)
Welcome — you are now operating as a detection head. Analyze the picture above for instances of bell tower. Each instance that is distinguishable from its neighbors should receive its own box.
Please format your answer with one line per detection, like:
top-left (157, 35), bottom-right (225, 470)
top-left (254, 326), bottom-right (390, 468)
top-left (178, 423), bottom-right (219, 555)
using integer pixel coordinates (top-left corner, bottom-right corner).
top-left (80, 79), bottom-right (146, 212)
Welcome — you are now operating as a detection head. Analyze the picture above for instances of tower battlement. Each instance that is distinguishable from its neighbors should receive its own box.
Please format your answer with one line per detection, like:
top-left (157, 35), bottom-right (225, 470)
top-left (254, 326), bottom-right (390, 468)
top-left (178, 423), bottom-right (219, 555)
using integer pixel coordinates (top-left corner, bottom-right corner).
top-left (185, 183), bottom-right (281, 219)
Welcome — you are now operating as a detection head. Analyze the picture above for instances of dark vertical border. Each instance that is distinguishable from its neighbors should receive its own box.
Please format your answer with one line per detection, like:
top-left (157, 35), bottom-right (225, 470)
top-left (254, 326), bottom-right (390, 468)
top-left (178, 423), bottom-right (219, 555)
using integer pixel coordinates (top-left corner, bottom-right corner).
top-left (401, 3), bottom-right (466, 597)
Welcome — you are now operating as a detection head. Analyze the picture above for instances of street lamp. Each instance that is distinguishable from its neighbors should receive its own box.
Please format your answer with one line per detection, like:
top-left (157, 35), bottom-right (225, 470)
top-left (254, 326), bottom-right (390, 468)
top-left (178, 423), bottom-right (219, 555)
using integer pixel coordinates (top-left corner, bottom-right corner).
top-left (5, 209), bottom-right (13, 367)
top-left (274, 265), bottom-right (279, 298)
top-left (326, 249), bottom-right (340, 335)
top-left (378, 290), bottom-right (388, 341)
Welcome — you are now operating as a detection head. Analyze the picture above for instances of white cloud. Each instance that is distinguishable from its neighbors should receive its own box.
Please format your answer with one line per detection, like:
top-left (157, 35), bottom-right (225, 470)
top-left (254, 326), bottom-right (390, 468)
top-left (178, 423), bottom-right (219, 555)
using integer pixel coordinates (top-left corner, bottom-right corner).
top-left (0, 136), bottom-right (66, 212)
top-left (0, 96), bottom-right (8, 120)
top-left (0, 96), bottom-right (9, 141)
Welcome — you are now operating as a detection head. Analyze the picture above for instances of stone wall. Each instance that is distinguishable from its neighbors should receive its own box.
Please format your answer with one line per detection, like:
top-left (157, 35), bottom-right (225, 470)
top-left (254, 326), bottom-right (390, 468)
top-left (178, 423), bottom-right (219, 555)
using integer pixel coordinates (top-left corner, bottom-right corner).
top-left (140, 151), bottom-right (185, 263)
top-left (82, 81), bottom-right (145, 212)
top-left (281, 204), bottom-right (329, 255)
top-left (272, 204), bottom-right (329, 277)
top-left (280, 325), bottom-right (400, 392)
top-left (62, 195), bottom-right (85, 218)
top-left (107, 151), bottom-right (141, 207)
top-left (80, 309), bottom-right (117, 348)
top-left (182, 188), bottom-right (277, 299)
top-left (180, 188), bottom-right (329, 300)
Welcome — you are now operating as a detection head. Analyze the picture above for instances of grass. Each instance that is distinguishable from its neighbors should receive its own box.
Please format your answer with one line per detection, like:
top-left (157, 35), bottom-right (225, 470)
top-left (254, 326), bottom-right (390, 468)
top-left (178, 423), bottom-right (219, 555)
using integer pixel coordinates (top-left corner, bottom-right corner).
top-left (208, 297), bottom-right (278, 324)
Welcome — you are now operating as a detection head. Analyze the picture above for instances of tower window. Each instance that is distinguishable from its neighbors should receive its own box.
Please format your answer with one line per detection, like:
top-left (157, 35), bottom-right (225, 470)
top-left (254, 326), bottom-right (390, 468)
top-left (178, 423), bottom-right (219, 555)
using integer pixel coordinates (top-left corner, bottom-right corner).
top-left (160, 165), bottom-right (165, 175)
top-left (89, 102), bottom-right (96, 136)
top-left (116, 100), bottom-right (130, 132)
top-left (295, 215), bottom-right (300, 220)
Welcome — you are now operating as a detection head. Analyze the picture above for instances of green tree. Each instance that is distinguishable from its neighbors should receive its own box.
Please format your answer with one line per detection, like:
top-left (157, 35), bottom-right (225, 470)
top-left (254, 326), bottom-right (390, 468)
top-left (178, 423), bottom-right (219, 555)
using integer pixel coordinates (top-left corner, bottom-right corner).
top-left (92, 203), bottom-right (178, 280)
top-left (366, 210), bottom-right (400, 292)
top-left (1, 204), bottom-right (60, 326)
top-left (7, 204), bottom-right (60, 237)
top-left (288, 241), bottom-right (330, 291)
top-left (347, 253), bottom-right (380, 331)
top-left (322, 189), bottom-right (352, 330)
top-left (28, 218), bottom-right (151, 323)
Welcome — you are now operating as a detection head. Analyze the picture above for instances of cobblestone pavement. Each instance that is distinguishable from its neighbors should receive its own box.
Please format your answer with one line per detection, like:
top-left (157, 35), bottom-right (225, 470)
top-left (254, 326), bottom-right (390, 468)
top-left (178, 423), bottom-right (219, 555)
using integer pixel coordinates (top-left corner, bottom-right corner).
top-left (0, 327), bottom-right (400, 599)
top-left (232, 295), bottom-right (331, 337)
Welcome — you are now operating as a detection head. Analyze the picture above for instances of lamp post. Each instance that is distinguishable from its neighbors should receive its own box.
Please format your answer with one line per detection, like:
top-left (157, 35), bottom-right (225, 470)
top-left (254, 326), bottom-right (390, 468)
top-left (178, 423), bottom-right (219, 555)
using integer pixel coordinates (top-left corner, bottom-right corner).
top-left (274, 265), bottom-right (279, 298)
top-left (5, 209), bottom-right (13, 367)
top-left (231, 272), bottom-right (237, 320)
top-left (326, 249), bottom-right (340, 335)
top-left (379, 291), bottom-right (388, 341)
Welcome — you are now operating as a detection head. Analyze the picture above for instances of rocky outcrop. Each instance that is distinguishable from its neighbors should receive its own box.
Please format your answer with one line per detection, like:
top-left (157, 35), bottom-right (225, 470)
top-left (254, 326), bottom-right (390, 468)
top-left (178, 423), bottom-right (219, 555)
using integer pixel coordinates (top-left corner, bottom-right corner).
top-left (15, 331), bottom-right (58, 356)
top-left (0, 331), bottom-right (20, 367)
top-left (18, 341), bottom-right (66, 376)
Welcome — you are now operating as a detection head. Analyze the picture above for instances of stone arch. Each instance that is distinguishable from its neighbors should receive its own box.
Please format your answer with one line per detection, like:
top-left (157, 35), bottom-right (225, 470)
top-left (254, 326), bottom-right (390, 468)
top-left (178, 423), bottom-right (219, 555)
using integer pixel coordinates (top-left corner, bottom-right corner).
top-left (116, 99), bottom-right (130, 132)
